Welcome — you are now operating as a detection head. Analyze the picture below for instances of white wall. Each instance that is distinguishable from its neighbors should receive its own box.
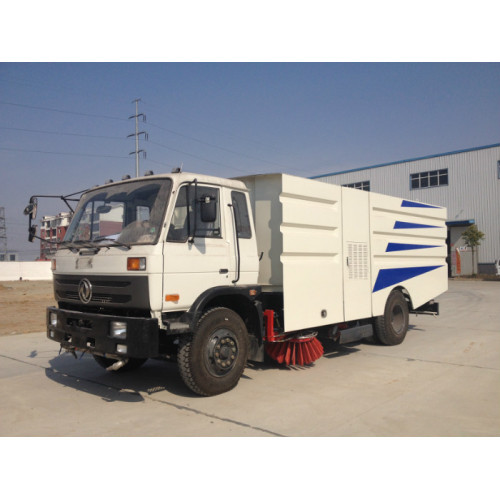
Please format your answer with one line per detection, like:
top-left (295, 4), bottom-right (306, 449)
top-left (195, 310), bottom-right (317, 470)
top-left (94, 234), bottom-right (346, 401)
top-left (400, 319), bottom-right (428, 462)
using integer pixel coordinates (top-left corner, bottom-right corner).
top-left (0, 262), bottom-right (52, 281)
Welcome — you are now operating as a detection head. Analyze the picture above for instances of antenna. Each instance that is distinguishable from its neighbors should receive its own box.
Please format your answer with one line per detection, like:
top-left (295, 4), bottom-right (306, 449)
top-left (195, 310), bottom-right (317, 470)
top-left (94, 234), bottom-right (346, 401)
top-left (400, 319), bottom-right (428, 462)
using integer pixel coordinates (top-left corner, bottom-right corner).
top-left (0, 207), bottom-right (7, 260)
top-left (127, 98), bottom-right (148, 177)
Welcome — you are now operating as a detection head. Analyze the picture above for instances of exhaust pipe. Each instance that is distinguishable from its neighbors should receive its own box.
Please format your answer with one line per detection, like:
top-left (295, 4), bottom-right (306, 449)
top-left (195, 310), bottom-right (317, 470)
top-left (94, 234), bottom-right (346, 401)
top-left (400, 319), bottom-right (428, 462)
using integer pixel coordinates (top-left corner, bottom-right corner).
top-left (106, 359), bottom-right (128, 371)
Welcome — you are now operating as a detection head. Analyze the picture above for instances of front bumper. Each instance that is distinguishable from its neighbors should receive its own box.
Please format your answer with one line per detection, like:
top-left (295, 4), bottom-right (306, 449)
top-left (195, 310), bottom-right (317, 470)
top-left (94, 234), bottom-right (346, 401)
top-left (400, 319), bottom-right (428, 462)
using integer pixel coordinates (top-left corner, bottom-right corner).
top-left (47, 307), bottom-right (160, 359)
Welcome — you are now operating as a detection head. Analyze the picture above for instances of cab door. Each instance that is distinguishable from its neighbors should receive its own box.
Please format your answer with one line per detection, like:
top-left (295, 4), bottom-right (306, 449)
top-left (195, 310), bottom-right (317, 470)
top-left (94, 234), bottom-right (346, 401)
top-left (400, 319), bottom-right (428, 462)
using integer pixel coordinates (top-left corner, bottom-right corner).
top-left (163, 183), bottom-right (232, 311)
top-left (227, 189), bottom-right (259, 286)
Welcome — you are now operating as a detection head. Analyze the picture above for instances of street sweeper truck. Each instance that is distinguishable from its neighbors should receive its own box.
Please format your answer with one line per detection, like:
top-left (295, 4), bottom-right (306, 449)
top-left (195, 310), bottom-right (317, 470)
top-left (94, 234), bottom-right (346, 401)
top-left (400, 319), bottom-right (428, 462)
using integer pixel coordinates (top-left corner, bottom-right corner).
top-left (25, 170), bottom-right (448, 396)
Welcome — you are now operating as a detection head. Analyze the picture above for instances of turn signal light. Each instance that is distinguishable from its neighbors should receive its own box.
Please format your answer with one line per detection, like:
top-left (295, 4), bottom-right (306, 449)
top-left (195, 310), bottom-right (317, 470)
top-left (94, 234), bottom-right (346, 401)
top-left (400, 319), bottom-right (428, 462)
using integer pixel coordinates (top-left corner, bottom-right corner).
top-left (127, 257), bottom-right (146, 271)
top-left (165, 294), bottom-right (180, 302)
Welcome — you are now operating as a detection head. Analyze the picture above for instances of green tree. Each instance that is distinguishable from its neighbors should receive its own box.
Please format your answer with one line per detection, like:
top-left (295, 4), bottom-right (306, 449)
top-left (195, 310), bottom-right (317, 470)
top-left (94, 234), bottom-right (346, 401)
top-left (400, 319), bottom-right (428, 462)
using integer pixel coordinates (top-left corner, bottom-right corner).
top-left (461, 224), bottom-right (485, 276)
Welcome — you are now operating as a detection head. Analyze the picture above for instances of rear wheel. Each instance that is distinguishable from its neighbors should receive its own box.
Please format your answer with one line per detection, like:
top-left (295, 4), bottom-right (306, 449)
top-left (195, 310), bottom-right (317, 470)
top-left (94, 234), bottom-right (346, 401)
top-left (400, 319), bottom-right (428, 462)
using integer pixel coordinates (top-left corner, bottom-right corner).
top-left (92, 354), bottom-right (147, 372)
top-left (373, 290), bottom-right (409, 345)
top-left (177, 307), bottom-right (249, 396)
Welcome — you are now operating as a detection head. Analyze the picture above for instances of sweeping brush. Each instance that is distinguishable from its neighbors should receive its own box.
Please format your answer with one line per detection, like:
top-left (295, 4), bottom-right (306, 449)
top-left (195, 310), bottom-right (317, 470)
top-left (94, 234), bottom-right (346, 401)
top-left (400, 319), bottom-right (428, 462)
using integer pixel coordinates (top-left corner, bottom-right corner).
top-left (266, 333), bottom-right (324, 366)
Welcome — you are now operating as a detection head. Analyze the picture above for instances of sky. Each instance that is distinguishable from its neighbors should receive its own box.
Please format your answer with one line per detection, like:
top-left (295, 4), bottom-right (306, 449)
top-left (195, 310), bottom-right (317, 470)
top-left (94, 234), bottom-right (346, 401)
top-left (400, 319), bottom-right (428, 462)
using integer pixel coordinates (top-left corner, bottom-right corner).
top-left (1, 62), bottom-right (499, 260)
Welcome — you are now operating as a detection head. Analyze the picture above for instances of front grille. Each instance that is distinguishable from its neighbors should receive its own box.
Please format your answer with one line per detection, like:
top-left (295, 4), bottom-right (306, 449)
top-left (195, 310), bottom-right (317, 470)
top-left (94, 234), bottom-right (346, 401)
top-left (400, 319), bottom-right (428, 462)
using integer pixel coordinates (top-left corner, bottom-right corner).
top-left (54, 274), bottom-right (149, 310)
top-left (62, 291), bottom-right (131, 304)
top-left (56, 278), bottom-right (131, 288)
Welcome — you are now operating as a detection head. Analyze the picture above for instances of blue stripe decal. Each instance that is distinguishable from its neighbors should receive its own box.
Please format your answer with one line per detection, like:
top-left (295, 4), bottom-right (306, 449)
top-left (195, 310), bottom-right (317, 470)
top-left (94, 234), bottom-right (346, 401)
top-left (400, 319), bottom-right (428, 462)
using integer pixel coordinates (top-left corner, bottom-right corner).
top-left (394, 221), bottom-right (441, 229)
top-left (401, 200), bottom-right (440, 209)
top-left (386, 243), bottom-right (440, 252)
top-left (373, 265), bottom-right (444, 292)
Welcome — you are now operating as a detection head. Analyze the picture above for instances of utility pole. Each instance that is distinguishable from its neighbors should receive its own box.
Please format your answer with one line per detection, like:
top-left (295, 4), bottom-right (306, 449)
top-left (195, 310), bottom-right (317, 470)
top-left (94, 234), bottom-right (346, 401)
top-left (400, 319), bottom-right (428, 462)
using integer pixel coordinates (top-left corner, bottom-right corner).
top-left (0, 207), bottom-right (7, 260)
top-left (127, 98), bottom-right (148, 177)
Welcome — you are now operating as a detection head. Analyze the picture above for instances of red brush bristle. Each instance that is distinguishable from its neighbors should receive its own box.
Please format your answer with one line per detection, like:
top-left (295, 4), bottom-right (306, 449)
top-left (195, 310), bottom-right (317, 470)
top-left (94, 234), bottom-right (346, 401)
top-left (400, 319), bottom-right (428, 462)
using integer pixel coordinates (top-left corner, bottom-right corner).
top-left (266, 337), bottom-right (323, 366)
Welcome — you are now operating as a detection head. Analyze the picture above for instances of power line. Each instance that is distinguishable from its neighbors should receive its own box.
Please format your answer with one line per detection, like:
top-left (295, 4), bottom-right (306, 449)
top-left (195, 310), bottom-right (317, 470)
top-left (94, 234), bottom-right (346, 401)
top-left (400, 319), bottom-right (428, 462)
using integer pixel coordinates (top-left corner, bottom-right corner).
top-left (0, 125), bottom-right (125, 140)
top-left (2, 99), bottom-right (289, 170)
top-left (145, 102), bottom-right (286, 154)
top-left (148, 121), bottom-right (290, 170)
top-left (0, 98), bottom-right (303, 176)
top-left (0, 76), bottom-right (92, 94)
top-left (0, 100), bottom-right (127, 121)
top-left (143, 157), bottom-right (177, 169)
top-left (0, 144), bottom-right (177, 173)
top-left (0, 146), bottom-right (129, 160)
top-left (149, 140), bottom-right (248, 173)
top-left (1, 100), bottom-right (252, 173)
top-left (1, 81), bottom-right (284, 157)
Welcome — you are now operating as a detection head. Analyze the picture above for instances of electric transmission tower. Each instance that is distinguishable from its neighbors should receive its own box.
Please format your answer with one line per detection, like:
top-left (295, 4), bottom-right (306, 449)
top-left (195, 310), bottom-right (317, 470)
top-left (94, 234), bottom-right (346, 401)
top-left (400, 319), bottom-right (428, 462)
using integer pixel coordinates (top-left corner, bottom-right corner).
top-left (128, 98), bottom-right (148, 177)
top-left (0, 207), bottom-right (7, 260)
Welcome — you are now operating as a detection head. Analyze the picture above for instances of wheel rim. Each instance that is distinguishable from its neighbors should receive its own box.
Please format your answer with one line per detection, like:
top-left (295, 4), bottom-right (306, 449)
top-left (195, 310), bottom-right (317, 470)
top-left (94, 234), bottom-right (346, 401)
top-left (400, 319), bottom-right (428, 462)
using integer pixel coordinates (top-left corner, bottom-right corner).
top-left (391, 304), bottom-right (405, 334)
top-left (204, 328), bottom-right (239, 377)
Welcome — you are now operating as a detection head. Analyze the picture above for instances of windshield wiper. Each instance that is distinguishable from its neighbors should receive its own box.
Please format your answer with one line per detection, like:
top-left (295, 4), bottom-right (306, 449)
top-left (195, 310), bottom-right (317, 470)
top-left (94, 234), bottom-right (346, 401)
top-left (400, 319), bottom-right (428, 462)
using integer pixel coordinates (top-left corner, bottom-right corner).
top-left (72, 239), bottom-right (100, 249)
top-left (58, 241), bottom-right (79, 253)
top-left (61, 240), bottom-right (102, 253)
top-left (92, 236), bottom-right (131, 250)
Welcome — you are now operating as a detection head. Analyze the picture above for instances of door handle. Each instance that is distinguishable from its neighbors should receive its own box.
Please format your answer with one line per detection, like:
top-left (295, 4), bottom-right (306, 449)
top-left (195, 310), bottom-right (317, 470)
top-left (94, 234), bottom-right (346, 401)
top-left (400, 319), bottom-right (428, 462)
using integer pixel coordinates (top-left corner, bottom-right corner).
top-left (219, 268), bottom-right (229, 274)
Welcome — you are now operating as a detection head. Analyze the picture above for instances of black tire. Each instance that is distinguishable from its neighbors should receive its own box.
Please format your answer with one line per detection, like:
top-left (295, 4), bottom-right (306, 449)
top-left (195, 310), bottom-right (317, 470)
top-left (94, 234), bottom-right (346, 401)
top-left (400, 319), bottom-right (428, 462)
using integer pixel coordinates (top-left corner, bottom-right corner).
top-left (177, 307), bottom-right (249, 396)
top-left (92, 354), bottom-right (147, 372)
top-left (373, 290), bottom-right (409, 345)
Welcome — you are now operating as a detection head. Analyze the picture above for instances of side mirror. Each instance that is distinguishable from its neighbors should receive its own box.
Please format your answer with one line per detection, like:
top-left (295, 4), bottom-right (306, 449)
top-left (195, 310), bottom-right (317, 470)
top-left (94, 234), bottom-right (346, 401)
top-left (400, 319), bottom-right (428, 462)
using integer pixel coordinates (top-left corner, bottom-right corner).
top-left (200, 195), bottom-right (217, 223)
top-left (24, 197), bottom-right (38, 242)
top-left (23, 198), bottom-right (38, 218)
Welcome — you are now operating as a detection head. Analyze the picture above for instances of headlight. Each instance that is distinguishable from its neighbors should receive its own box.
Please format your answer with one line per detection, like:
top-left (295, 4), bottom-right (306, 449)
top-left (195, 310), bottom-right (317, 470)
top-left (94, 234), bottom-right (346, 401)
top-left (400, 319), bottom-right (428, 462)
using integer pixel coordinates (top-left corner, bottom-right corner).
top-left (127, 257), bottom-right (146, 271)
top-left (110, 321), bottom-right (127, 339)
top-left (50, 312), bottom-right (58, 327)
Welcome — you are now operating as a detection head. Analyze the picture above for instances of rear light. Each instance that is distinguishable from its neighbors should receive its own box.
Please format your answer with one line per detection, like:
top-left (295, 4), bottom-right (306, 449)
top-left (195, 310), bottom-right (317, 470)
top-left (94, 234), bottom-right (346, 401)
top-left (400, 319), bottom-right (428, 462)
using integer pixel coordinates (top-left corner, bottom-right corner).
top-left (127, 257), bottom-right (146, 271)
top-left (51, 259), bottom-right (56, 271)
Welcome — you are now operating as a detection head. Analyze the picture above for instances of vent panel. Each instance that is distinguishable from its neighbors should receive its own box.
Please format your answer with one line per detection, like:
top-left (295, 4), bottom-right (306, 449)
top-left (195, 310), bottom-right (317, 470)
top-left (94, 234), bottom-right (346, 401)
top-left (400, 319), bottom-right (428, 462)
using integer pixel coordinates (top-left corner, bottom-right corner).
top-left (347, 242), bottom-right (369, 280)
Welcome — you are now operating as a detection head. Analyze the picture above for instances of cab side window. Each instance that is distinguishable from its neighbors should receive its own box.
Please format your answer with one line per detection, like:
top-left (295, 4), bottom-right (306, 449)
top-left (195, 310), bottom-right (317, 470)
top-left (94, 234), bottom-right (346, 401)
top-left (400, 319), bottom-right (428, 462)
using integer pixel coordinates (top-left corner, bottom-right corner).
top-left (167, 185), bottom-right (221, 242)
top-left (231, 191), bottom-right (252, 239)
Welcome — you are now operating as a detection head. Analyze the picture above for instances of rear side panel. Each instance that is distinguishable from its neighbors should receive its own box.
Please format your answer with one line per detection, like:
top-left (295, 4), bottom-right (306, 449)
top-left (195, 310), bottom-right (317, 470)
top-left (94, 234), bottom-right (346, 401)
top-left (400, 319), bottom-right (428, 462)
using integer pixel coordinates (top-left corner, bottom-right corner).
top-left (370, 194), bottom-right (448, 316)
top-left (280, 175), bottom-right (343, 332)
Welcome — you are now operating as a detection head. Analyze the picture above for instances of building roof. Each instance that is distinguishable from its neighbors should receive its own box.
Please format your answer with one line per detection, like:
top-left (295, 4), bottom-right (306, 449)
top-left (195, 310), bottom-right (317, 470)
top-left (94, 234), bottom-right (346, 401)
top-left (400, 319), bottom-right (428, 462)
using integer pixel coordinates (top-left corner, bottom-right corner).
top-left (311, 143), bottom-right (500, 179)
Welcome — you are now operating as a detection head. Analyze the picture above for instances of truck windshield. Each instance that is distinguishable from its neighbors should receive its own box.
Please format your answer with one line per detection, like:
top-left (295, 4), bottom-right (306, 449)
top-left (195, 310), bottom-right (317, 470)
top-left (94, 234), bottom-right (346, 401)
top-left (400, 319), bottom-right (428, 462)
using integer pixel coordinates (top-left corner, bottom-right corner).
top-left (64, 178), bottom-right (172, 246)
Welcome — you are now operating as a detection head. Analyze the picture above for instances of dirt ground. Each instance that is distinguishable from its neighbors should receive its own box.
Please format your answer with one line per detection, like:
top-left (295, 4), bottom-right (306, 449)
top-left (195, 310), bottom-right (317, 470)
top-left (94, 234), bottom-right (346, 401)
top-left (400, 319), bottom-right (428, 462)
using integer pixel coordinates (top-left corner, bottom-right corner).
top-left (1, 275), bottom-right (498, 336)
top-left (0, 280), bottom-right (55, 335)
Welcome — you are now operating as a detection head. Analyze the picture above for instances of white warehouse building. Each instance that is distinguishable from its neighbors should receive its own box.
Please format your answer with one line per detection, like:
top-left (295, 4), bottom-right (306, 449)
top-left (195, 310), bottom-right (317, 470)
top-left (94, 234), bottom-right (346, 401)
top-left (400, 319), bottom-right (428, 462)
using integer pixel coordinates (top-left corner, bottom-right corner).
top-left (313, 143), bottom-right (500, 276)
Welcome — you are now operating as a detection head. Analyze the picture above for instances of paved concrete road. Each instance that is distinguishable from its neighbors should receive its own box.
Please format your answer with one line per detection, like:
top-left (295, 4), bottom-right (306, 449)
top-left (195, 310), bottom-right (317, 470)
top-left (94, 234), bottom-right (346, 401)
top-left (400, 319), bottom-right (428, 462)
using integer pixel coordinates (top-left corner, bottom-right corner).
top-left (1, 280), bottom-right (499, 436)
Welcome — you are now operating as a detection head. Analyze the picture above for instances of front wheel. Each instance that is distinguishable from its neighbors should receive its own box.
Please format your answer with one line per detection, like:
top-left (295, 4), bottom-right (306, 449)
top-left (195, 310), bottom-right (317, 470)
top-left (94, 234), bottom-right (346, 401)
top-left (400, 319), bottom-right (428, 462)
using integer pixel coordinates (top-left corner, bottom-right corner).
top-left (177, 307), bottom-right (249, 396)
top-left (373, 290), bottom-right (409, 345)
